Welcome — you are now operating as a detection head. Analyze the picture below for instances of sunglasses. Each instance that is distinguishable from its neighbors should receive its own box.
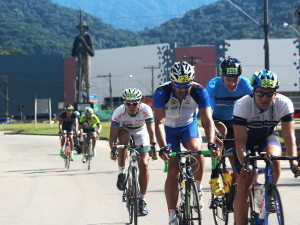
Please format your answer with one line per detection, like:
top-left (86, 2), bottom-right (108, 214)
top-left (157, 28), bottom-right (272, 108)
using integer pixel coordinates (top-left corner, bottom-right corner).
top-left (125, 102), bottom-right (139, 106)
top-left (173, 82), bottom-right (192, 89)
top-left (255, 91), bottom-right (275, 98)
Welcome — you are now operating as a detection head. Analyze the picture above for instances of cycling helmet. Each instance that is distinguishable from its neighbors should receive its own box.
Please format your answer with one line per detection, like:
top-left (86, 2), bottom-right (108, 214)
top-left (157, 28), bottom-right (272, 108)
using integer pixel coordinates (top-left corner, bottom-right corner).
top-left (84, 107), bottom-right (94, 115)
top-left (219, 57), bottom-right (243, 77)
top-left (169, 61), bottom-right (195, 83)
top-left (122, 88), bottom-right (142, 101)
top-left (65, 104), bottom-right (74, 111)
top-left (74, 111), bottom-right (80, 117)
top-left (251, 69), bottom-right (279, 89)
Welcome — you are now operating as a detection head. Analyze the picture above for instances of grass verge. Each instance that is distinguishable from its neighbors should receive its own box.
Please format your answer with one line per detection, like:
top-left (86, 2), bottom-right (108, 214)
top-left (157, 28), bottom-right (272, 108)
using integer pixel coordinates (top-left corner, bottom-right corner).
top-left (0, 122), bottom-right (111, 139)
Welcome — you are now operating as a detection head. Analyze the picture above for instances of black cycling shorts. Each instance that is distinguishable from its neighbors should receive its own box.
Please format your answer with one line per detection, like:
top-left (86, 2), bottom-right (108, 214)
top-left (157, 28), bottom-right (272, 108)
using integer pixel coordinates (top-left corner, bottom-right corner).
top-left (233, 131), bottom-right (281, 173)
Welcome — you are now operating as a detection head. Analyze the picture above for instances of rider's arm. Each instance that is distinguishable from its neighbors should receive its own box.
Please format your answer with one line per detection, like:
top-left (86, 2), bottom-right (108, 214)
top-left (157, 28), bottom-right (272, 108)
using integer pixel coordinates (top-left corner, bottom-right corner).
top-left (199, 107), bottom-right (216, 144)
top-left (59, 118), bottom-right (63, 132)
top-left (109, 125), bottom-right (120, 150)
top-left (97, 123), bottom-right (102, 134)
top-left (281, 120), bottom-right (297, 164)
top-left (233, 124), bottom-right (248, 165)
top-left (153, 108), bottom-right (167, 148)
top-left (146, 121), bottom-right (156, 145)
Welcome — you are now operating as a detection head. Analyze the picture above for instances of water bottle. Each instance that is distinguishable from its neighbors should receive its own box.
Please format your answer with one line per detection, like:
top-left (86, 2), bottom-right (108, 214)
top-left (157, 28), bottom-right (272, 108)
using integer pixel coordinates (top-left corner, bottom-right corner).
top-left (223, 169), bottom-right (232, 194)
top-left (180, 180), bottom-right (185, 200)
top-left (259, 186), bottom-right (265, 220)
top-left (254, 182), bottom-right (262, 213)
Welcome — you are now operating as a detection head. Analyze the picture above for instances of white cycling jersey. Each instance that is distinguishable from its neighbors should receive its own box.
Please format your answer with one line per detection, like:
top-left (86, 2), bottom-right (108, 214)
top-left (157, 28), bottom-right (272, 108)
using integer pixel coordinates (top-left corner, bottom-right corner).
top-left (111, 102), bottom-right (154, 130)
top-left (233, 93), bottom-right (294, 139)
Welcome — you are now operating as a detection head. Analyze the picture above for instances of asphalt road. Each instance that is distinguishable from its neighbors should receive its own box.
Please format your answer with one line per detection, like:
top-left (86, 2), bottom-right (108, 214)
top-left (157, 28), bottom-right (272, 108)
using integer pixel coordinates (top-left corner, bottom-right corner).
top-left (0, 131), bottom-right (300, 225)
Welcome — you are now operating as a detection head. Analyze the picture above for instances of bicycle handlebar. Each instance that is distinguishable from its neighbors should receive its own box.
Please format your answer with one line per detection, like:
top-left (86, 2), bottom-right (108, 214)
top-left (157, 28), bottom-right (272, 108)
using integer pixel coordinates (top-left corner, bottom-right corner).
top-left (163, 150), bottom-right (213, 173)
top-left (243, 150), bottom-right (300, 177)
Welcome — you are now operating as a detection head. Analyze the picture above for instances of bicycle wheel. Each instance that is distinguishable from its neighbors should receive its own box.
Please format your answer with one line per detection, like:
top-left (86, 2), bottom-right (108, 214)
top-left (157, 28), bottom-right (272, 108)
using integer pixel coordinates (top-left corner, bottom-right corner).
top-left (87, 145), bottom-right (91, 170)
top-left (265, 184), bottom-right (284, 225)
top-left (126, 173), bottom-right (134, 224)
top-left (64, 143), bottom-right (71, 169)
top-left (211, 174), bottom-right (228, 225)
top-left (132, 167), bottom-right (139, 225)
top-left (184, 181), bottom-right (201, 225)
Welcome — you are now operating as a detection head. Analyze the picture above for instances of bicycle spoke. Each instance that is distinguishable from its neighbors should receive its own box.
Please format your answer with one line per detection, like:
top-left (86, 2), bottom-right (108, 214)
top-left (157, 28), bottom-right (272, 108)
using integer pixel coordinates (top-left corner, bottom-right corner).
top-left (184, 182), bottom-right (201, 225)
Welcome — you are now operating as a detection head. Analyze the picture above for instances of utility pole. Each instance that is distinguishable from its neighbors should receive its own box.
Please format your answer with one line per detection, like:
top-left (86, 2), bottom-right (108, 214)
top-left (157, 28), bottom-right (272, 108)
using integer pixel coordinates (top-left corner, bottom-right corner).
top-left (0, 75), bottom-right (8, 117)
top-left (225, 0), bottom-right (269, 69)
top-left (182, 55), bottom-right (202, 66)
top-left (97, 73), bottom-right (113, 112)
top-left (144, 65), bottom-right (160, 98)
top-left (264, 0), bottom-right (269, 70)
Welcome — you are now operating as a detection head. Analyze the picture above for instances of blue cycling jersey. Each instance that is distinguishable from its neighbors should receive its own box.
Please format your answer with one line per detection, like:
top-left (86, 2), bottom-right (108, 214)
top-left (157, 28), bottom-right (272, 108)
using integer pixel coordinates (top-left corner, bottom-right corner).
top-left (153, 81), bottom-right (210, 128)
top-left (206, 77), bottom-right (252, 120)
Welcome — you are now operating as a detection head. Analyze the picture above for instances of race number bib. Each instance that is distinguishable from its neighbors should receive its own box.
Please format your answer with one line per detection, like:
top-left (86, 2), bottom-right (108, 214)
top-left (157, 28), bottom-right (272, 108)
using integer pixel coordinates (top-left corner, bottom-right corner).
top-left (178, 75), bottom-right (189, 83)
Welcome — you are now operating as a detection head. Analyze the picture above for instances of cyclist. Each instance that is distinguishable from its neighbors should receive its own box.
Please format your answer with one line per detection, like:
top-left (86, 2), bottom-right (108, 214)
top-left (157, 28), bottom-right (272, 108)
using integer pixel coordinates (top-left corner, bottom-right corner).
top-left (59, 104), bottom-right (78, 161)
top-left (79, 107), bottom-right (101, 163)
top-left (233, 69), bottom-right (300, 225)
top-left (109, 88), bottom-right (156, 216)
top-left (206, 57), bottom-right (252, 196)
top-left (153, 61), bottom-right (219, 225)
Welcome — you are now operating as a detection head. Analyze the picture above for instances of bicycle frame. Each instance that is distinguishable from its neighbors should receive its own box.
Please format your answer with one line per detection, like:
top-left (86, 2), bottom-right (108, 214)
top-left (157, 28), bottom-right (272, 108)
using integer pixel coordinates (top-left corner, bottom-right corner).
top-left (61, 130), bottom-right (73, 169)
top-left (82, 131), bottom-right (94, 170)
top-left (166, 150), bottom-right (212, 225)
top-left (114, 141), bottom-right (152, 225)
top-left (245, 151), bottom-right (300, 225)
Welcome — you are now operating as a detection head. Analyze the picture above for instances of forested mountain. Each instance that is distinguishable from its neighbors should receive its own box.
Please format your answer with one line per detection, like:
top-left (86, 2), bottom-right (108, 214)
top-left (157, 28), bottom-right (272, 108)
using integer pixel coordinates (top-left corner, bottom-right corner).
top-left (51, 0), bottom-right (218, 31)
top-left (138, 0), bottom-right (300, 46)
top-left (0, 0), bottom-right (298, 56)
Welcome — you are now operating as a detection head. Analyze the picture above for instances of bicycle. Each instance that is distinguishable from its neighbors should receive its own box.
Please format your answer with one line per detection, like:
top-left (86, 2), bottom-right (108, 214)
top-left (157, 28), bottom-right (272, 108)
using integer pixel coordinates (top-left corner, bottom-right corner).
top-left (244, 150), bottom-right (300, 225)
top-left (59, 130), bottom-right (73, 169)
top-left (112, 136), bottom-right (154, 225)
top-left (210, 139), bottom-right (237, 225)
top-left (82, 131), bottom-right (95, 170)
top-left (164, 150), bottom-right (212, 225)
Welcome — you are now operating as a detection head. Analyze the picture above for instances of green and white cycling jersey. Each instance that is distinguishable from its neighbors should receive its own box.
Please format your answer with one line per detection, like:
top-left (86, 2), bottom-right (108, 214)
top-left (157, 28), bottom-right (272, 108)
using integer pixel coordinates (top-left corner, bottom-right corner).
top-left (79, 114), bottom-right (100, 128)
top-left (111, 102), bottom-right (154, 130)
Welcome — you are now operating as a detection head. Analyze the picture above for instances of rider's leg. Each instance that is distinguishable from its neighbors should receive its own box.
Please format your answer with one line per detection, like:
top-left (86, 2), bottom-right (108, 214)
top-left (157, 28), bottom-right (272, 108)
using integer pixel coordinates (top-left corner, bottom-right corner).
top-left (138, 152), bottom-right (150, 195)
top-left (187, 137), bottom-right (203, 183)
top-left (265, 144), bottom-right (281, 184)
top-left (234, 170), bottom-right (253, 225)
top-left (116, 129), bottom-right (130, 190)
top-left (91, 132), bottom-right (97, 148)
top-left (165, 157), bottom-right (180, 222)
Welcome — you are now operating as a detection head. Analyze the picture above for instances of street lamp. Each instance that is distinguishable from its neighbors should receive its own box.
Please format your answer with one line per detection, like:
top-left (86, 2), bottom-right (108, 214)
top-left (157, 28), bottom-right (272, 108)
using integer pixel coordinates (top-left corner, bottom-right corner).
top-left (283, 23), bottom-right (300, 36)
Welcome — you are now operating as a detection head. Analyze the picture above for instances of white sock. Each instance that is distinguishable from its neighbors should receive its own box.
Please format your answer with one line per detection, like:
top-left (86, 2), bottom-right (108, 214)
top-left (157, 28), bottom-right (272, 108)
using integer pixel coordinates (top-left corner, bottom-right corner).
top-left (140, 194), bottom-right (146, 201)
top-left (119, 166), bottom-right (126, 174)
top-left (196, 180), bottom-right (202, 192)
top-left (168, 208), bottom-right (176, 223)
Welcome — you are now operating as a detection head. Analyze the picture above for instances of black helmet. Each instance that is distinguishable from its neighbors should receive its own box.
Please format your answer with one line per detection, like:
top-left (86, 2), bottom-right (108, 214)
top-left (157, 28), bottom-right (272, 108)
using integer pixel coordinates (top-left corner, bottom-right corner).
top-left (219, 57), bottom-right (243, 77)
top-left (64, 104), bottom-right (74, 111)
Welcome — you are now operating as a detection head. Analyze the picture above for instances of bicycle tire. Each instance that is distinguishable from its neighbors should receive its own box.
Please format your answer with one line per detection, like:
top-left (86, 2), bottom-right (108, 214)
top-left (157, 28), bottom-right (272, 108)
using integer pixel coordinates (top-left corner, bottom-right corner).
top-left (132, 167), bottom-right (138, 225)
top-left (64, 142), bottom-right (71, 169)
top-left (87, 144), bottom-right (92, 170)
top-left (127, 172), bottom-right (134, 224)
top-left (211, 174), bottom-right (228, 225)
top-left (184, 181), bottom-right (201, 225)
top-left (265, 184), bottom-right (284, 225)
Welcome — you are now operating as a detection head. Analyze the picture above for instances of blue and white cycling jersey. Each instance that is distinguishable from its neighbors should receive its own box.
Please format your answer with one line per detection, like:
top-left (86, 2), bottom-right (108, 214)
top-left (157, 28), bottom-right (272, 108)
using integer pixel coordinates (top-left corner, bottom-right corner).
top-left (206, 77), bottom-right (252, 121)
top-left (153, 81), bottom-right (211, 128)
